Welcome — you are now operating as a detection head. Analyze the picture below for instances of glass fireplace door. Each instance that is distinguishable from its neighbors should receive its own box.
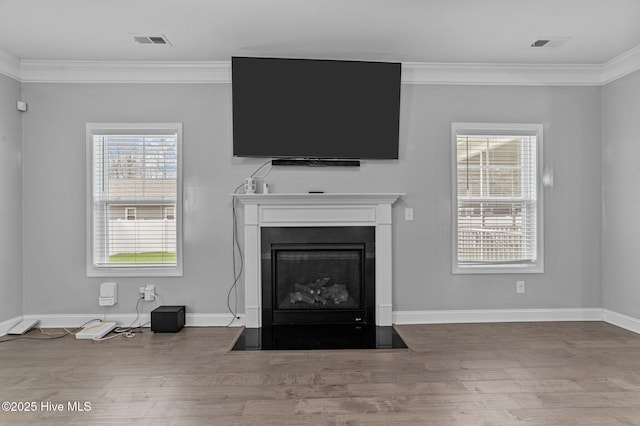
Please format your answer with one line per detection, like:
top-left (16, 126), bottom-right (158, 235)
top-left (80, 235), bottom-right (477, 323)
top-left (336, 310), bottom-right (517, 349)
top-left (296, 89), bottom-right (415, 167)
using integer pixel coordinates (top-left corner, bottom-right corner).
top-left (261, 226), bottom-right (375, 326)
top-left (275, 247), bottom-right (363, 312)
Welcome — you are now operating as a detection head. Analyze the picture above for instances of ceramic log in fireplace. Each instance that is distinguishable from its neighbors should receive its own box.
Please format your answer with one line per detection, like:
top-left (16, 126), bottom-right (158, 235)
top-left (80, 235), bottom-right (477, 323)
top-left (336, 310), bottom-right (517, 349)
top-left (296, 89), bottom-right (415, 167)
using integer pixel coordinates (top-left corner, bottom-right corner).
top-left (261, 227), bottom-right (375, 326)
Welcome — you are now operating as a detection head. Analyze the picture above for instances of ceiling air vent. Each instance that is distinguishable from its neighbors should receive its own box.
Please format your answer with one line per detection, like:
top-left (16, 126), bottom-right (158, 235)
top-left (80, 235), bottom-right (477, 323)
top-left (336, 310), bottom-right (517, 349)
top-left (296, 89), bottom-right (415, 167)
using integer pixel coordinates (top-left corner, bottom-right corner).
top-left (531, 40), bottom-right (550, 48)
top-left (530, 37), bottom-right (571, 48)
top-left (133, 34), bottom-right (171, 45)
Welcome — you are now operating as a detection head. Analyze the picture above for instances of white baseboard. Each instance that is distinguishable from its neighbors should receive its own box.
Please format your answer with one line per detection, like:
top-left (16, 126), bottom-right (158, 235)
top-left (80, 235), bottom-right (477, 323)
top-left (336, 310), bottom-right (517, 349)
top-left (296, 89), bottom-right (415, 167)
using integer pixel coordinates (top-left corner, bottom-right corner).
top-left (0, 316), bottom-right (23, 337)
top-left (22, 314), bottom-right (151, 329)
top-left (21, 313), bottom-right (244, 329)
top-left (393, 308), bottom-right (604, 325)
top-left (16, 309), bottom-right (640, 336)
top-left (185, 313), bottom-right (244, 327)
top-left (603, 309), bottom-right (640, 335)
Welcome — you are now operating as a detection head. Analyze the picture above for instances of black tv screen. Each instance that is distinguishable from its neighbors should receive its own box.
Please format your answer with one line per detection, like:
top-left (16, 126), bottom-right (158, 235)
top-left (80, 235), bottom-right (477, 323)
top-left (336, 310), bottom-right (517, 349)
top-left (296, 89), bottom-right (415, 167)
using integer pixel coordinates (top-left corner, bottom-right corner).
top-left (232, 57), bottom-right (401, 159)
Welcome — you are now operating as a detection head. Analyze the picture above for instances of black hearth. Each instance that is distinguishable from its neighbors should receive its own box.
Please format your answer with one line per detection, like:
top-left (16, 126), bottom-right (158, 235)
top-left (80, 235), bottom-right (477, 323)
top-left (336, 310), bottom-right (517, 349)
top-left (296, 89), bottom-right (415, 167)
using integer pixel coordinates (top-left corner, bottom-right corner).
top-left (261, 226), bottom-right (375, 327)
top-left (232, 324), bottom-right (408, 350)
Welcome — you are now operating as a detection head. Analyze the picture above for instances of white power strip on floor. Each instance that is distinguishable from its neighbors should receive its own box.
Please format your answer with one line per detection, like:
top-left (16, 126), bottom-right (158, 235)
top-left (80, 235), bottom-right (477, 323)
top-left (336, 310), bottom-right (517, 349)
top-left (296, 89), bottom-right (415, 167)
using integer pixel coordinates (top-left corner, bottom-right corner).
top-left (7, 319), bottom-right (40, 335)
top-left (75, 322), bottom-right (117, 340)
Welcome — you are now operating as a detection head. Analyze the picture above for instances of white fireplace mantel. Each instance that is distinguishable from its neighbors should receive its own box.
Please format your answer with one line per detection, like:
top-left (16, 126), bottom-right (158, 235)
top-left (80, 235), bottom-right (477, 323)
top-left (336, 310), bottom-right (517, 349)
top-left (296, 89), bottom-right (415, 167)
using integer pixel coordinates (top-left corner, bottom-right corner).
top-left (233, 193), bottom-right (404, 328)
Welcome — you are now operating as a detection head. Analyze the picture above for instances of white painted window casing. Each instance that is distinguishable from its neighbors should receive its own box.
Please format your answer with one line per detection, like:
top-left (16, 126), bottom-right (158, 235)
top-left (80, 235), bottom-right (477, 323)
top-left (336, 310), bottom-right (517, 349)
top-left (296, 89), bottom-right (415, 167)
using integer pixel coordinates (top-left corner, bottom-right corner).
top-left (86, 123), bottom-right (183, 277)
top-left (452, 123), bottom-right (544, 274)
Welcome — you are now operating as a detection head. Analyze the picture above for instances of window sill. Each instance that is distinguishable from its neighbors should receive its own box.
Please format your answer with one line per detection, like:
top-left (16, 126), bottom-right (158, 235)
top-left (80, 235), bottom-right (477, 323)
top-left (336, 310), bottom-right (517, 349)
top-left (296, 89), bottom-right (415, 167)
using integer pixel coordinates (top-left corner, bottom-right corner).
top-left (453, 264), bottom-right (544, 275)
top-left (87, 266), bottom-right (183, 278)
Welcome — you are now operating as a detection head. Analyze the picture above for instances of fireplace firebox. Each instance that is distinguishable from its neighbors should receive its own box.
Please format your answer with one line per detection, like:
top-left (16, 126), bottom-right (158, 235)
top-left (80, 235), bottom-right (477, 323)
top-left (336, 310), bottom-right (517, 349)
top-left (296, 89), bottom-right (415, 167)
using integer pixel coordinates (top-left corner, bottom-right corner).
top-left (261, 227), bottom-right (375, 327)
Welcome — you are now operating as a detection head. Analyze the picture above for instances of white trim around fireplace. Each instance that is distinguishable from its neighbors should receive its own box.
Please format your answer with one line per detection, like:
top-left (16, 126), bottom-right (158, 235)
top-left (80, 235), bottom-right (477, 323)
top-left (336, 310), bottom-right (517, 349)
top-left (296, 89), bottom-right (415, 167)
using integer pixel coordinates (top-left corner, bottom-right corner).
top-left (232, 193), bottom-right (404, 328)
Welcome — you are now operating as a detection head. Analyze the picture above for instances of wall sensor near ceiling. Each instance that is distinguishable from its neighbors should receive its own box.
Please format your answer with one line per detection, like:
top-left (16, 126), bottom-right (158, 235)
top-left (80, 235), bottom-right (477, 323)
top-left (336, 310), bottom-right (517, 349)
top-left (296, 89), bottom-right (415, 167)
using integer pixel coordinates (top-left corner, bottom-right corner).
top-left (132, 34), bottom-right (171, 46)
top-left (531, 37), bottom-right (572, 48)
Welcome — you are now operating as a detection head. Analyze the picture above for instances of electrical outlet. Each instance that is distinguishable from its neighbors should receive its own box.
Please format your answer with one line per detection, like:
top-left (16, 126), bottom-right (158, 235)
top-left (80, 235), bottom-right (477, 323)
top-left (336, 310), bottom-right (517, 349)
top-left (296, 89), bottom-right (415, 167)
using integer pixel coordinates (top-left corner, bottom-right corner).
top-left (516, 281), bottom-right (525, 294)
top-left (144, 284), bottom-right (156, 301)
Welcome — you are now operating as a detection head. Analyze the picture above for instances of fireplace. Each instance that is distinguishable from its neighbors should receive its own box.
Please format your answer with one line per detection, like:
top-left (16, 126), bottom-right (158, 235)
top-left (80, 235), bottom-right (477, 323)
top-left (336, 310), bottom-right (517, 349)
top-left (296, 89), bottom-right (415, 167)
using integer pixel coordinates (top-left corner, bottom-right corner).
top-left (261, 227), bottom-right (375, 326)
top-left (230, 193), bottom-right (407, 350)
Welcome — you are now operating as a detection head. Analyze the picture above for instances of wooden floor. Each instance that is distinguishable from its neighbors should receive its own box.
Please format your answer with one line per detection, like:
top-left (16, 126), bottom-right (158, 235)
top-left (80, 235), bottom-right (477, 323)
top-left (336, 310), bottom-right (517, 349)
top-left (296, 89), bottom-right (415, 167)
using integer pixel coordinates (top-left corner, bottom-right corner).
top-left (2, 322), bottom-right (640, 425)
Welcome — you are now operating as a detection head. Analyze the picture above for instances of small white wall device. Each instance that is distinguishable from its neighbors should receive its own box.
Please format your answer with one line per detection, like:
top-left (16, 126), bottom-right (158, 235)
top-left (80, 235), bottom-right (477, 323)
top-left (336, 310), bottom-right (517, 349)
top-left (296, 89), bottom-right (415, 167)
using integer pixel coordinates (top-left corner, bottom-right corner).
top-left (99, 282), bottom-right (117, 306)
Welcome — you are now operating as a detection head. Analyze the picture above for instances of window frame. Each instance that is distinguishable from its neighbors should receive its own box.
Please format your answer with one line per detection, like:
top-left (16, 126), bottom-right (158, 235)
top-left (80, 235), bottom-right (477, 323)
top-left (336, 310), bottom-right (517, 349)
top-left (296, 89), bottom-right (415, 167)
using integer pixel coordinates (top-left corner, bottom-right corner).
top-left (451, 122), bottom-right (544, 274)
top-left (86, 123), bottom-right (183, 277)
top-left (125, 207), bottom-right (137, 221)
top-left (164, 206), bottom-right (175, 220)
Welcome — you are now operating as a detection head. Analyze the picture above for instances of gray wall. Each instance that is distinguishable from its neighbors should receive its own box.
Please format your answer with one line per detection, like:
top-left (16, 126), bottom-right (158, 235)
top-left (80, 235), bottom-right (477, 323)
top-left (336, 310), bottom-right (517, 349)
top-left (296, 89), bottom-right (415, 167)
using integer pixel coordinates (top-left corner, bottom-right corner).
top-left (602, 69), bottom-right (640, 318)
top-left (0, 73), bottom-right (23, 322)
top-left (21, 82), bottom-right (603, 317)
top-left (393, 85), bottom-right (602, 311)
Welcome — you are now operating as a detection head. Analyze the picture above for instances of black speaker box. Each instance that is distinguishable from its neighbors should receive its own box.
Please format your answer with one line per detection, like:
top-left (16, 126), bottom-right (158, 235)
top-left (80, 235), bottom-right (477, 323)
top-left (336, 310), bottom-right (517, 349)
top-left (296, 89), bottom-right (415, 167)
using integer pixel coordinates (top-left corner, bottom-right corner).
top-left (151, 305), bottom-right (185, 333)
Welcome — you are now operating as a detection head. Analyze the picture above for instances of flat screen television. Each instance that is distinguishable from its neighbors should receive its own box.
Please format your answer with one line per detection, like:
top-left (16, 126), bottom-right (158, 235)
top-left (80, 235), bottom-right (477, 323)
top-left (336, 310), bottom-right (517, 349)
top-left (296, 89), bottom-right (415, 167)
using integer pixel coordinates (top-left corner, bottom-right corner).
top-left (232, 57), bottom-right (401, 160)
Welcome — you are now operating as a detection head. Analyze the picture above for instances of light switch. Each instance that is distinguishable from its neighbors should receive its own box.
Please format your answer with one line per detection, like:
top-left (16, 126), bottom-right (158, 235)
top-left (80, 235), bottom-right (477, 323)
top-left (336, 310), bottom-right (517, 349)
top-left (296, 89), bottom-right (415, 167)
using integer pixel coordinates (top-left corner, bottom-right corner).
top-left (405, 208), bottom-right (414, 221)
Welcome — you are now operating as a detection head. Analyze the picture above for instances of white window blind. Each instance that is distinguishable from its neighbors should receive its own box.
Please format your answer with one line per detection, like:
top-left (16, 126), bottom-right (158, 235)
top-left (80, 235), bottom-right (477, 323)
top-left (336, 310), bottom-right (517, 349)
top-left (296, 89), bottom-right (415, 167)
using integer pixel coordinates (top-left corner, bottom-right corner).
top-left (87, 123), bottom-right (182, 277)
top-left (452, 123), bottom-right (543, 274)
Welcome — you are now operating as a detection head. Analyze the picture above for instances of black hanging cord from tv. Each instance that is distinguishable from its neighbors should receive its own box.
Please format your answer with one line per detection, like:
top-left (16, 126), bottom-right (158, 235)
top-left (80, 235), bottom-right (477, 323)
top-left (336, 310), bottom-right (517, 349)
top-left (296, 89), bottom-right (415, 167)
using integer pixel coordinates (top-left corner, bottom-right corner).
top-left (271, 158), bottom-right (361, 167)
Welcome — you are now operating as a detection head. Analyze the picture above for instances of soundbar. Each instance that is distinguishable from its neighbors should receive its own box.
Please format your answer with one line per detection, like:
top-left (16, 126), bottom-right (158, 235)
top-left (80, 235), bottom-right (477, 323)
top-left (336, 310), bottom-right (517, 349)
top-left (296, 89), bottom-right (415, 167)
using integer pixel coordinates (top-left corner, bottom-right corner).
top-left (272, 158), bottom-right (360, 167)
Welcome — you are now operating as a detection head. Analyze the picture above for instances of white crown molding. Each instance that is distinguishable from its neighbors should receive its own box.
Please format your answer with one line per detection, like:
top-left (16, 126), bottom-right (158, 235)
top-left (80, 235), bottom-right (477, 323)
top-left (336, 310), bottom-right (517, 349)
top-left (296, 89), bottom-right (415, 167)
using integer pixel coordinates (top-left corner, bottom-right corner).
top-left (16, 59), bottom-right (604, 86)
top-left (20, 60), bottom-right (231, 83)
top-left (0, 49), bottom-right (21, 81)
top-left (402, 62), bottom-right (604, 86)
top-left (3, 41), bottom-right (639, 85)
top-left (601, 44), bottom-right (640, 85)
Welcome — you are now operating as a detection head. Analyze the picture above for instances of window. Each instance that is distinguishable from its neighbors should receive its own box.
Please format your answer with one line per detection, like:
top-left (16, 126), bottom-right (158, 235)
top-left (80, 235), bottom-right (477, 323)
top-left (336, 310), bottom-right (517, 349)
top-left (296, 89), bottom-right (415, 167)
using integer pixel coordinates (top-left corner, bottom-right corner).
top-left (452, 123), bottom-right (543, 274)
top-left (86, 123), bottom-right (183, 277)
